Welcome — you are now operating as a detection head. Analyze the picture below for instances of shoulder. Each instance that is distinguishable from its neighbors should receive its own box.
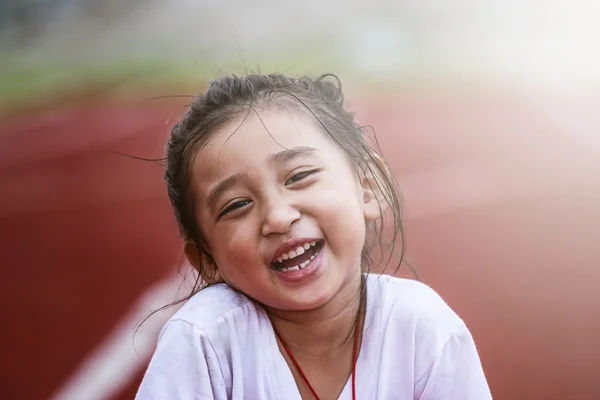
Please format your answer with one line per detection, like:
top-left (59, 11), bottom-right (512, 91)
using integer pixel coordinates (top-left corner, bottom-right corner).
top-left (363, 275), bottom-right (491, 397)
top-left (136, 285), bottom-right (252, 399)
top-left (138, 284), bottom-right (271, 398)
top-left (162, 283), bottom-right (273, 361)
top-left (168, 283), bottom-right (261, 333)
top-left (366, 273), bottom-right (466, 349)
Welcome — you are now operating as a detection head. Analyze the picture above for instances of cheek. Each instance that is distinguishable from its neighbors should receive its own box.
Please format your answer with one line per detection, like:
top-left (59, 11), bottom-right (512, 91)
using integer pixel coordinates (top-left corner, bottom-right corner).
top-left (208, 221), bottom-right (261, 271)
top-left (318, 173), bottom-right (364, 214)
top-left (315, 179), bottom-right (366, 243)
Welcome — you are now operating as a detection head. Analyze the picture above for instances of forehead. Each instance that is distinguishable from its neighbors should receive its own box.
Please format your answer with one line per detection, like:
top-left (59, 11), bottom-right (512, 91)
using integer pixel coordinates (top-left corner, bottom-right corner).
top-left (193, 109), bottom-right (340, 180)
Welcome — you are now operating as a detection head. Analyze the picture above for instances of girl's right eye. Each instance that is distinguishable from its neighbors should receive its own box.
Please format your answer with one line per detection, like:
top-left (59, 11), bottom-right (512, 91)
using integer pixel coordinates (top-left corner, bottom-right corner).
top-left (218, 199), bottom-right (252, 219)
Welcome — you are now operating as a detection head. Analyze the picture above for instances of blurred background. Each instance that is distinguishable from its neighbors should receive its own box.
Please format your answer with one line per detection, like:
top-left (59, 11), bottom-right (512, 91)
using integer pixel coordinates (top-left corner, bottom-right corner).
top-left (1, 1), bottom-right (599, 399)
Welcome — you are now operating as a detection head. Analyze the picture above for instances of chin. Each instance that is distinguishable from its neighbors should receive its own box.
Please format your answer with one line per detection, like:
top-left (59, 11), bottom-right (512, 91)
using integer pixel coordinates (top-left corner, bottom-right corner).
top-left (290, 297), bottom-right (332, 311)
top-left (279, 284), bottom-right (344, 312)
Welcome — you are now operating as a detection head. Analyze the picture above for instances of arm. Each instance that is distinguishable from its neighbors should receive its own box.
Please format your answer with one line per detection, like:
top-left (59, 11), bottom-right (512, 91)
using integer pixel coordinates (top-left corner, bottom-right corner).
top-left (135, 320), bottom-right (228, 400)
top-left (415, 325), bottom-right (492, 400)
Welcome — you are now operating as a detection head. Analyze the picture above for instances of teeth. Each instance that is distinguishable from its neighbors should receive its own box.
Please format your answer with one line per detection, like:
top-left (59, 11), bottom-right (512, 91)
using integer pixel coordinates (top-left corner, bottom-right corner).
top-left (277, 245), bottom-right (322, 272)
top-left (274, 241), bottom-right (322, 270)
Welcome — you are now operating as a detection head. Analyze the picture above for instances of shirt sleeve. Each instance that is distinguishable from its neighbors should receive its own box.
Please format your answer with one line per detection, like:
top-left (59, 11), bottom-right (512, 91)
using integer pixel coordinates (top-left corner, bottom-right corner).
top-left (415, 325), bottom-right (493, 400)
top-left (135, 319), bottom-right (228, 400)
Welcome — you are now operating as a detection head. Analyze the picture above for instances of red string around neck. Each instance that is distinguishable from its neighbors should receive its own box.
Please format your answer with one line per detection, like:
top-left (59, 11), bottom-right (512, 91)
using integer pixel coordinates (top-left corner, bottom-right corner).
top-left (276, 316), bottom-right (361, 400)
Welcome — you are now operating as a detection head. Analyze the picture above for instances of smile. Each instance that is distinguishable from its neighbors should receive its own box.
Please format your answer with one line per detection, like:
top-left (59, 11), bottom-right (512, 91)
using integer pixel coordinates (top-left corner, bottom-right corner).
top-left (271, 240), bottom-right (324, 272)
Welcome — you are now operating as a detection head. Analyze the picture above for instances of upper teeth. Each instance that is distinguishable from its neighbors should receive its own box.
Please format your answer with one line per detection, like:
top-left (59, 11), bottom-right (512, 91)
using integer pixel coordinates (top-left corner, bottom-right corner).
top-left (276, 241), bottom-right (317, 263)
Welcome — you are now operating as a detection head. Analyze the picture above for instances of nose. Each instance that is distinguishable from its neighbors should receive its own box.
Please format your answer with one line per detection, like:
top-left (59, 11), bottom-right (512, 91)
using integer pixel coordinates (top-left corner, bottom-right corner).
top-left (260, 199), bottom-right (301, 237)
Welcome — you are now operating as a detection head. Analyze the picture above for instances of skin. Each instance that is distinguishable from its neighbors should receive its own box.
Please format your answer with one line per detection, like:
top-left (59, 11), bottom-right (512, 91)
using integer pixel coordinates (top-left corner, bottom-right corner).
top-left (184, 108), bottom-right (382, 399)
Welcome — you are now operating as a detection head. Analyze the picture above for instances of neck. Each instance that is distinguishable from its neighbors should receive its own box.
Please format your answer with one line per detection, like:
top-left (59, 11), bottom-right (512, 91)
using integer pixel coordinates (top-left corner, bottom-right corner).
top-left (266, 273), bottom-right (365, 359)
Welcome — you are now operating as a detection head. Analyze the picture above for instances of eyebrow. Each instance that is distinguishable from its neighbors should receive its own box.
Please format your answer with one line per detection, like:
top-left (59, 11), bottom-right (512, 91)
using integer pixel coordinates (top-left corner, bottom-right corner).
top-left (267, 146), bottom-right (319, 165)
top-left (206, 146), bottom-right (319, 212)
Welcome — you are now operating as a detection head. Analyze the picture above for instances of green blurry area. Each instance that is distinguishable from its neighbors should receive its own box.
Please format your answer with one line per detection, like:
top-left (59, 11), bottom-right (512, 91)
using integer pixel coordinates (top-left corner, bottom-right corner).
top-left (1, 31), bottom-right (350, 111)
top-left (0, 58), bottom-right (341, 113)
top-left (0, 3), bottom-right (417, 113)
top-left (0, 61), bottom-right (203, 111)
top-left (0, 58), bottom-right (422, 116)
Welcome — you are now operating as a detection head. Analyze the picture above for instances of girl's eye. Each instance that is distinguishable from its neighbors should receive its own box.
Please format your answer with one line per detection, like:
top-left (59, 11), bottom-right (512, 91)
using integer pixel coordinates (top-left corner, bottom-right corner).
top-left (285, 169), bottom-right (319, 185)
top-left (218, 199), bottom-right (252, 219)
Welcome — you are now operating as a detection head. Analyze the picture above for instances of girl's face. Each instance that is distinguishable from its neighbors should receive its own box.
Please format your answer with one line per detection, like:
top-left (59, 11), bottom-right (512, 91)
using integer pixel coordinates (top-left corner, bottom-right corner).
top-left (187, 109), bottom-right (381, 311)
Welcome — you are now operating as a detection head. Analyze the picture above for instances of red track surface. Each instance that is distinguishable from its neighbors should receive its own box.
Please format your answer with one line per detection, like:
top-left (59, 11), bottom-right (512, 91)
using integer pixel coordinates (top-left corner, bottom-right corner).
top-left (1, 89), bottom-right (599, 399)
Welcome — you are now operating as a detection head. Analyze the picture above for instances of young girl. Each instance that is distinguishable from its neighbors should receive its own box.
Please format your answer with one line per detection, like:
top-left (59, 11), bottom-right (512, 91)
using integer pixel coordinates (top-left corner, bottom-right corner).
top-left (135, 73), bottom-right (492, 399)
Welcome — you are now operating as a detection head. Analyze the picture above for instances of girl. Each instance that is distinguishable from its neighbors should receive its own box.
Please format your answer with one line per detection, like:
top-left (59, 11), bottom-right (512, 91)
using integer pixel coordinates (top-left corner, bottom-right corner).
top-left (135, 73), bottom-right (492, 399)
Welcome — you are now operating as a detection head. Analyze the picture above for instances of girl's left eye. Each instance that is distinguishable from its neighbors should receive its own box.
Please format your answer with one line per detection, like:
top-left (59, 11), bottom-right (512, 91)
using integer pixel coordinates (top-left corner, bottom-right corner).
top-left (285, 169), bottom-right (319, 185)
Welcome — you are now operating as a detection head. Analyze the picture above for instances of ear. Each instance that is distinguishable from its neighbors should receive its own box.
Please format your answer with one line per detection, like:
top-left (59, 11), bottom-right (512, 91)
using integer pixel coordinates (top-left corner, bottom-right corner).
top-left (184, 240), bottom-right (222, 284)
top-left (360, 152), bottom-right (390, 221)
top-left (184, 240), bottom-right (202, 270)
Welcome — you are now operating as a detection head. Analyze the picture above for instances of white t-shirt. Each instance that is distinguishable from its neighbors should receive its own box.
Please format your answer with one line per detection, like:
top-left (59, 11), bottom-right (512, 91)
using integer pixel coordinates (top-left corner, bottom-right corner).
top-left (136, 274), bottom-right (492, 399)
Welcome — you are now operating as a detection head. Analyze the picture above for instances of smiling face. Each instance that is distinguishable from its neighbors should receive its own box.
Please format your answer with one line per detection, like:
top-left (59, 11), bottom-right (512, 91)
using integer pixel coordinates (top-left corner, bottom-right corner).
top-left (186, 108), bottom-right (381, 311)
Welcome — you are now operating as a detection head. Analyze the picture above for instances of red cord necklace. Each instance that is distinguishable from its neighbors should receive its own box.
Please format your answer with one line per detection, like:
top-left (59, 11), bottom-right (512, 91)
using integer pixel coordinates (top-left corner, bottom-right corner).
top-left (275, 314), bottom-right (361, 400)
